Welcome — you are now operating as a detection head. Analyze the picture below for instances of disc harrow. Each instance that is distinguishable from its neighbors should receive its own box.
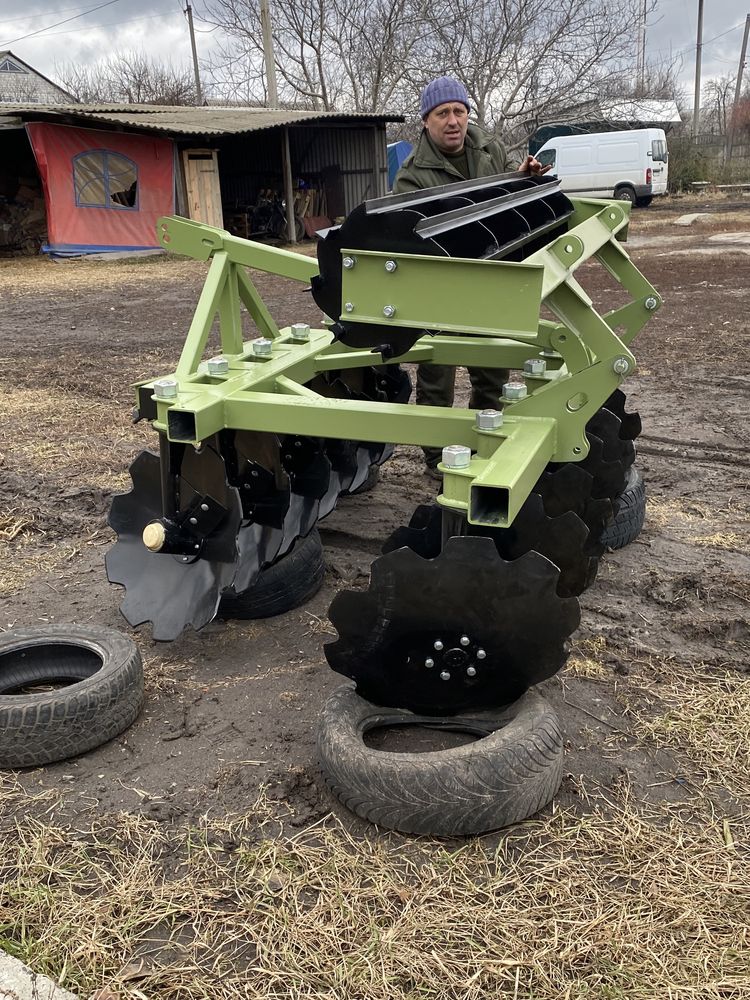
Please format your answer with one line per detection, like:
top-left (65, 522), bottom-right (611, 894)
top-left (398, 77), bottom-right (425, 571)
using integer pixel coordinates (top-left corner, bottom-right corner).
top-left (107, 173), bottom-right (659, 720)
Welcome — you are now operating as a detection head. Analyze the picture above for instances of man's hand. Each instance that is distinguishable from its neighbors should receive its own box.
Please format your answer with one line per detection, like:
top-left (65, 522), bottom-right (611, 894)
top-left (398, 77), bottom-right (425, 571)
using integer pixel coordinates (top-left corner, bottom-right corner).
top-left (518, 155), bottom-right (553, 176)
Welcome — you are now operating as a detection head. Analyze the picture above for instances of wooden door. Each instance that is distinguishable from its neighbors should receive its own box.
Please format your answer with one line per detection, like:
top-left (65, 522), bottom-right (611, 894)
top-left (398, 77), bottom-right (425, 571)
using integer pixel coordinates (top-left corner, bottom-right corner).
top-left (182, 149), bottom-right (223, 228)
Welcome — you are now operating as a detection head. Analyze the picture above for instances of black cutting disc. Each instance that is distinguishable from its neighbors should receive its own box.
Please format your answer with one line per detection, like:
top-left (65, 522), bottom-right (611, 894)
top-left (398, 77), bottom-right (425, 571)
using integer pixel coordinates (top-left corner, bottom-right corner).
top-left (603, 388), bottom-right (642, 442)
top-left (106, 444), bottom-right (242, 641)
top-left (325, 535), bottom-right (580, 715)
top-left (384, 491), bottom-right (597, 599)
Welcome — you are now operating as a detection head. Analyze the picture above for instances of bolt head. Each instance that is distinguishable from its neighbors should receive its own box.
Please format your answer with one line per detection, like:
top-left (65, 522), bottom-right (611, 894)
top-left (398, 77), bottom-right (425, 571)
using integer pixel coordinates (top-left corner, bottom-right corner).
top-left (433, 640), bottom-right (444, 651)
top-left (442, 444), bottom-right (471, 469)
top-left (290, 322), bottom-right (310, 342)
top-left (466, 666), bottom-right (477, 677)
top-left (189, 516), bottom-right (197, 525)
top-left (424, 658), bottom-right (434, 668)
top-left (644, 296), bottom-right (658, 311)
top-left (476, 408), bottom-right (503, 430)
top-left (502, 382), bottom-right (528, 401)
top-left (384, 260), bottom-right (398, 273)
top-left (476, 648), bottom-right (486, 660)
top-left (342, 256), bottom-right (355, 269)
top-left (564, 243), bottom-right (574, 253)
top-left (207, 355), bottom-right (229, 375)
top-left (440, 671), bottom-right (451, 681)
top-left (154, 378), bottom-right (178, 399)
top-left (523, 358), bottom-right (547, 376)
top-left (200, 503), bottom-right (209, 511)
top-left (253, 338), bottom-right (273, 357)
top-left (344, 302), bottom-right (354, 313)
top-left (382, 304), bottom-right (396, 318)
top-left (613, 357), bottom-right (631, 375)
top-left (460, 636), bottom-right (470, 647)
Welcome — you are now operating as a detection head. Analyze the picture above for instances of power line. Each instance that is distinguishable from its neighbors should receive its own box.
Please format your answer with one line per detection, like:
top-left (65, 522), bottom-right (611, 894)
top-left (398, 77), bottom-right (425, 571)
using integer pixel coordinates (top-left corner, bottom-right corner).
top-left (0, 5), bottom-right (106, 26)
top-left (0, 0), bottom-right (122, 47)
top-left (16, 8), bottom-right (180, 41)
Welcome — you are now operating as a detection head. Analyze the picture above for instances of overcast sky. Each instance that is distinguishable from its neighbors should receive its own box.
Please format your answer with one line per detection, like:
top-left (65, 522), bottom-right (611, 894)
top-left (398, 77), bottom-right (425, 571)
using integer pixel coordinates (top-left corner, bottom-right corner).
top-left (1, 0), bottom-right (748, 97)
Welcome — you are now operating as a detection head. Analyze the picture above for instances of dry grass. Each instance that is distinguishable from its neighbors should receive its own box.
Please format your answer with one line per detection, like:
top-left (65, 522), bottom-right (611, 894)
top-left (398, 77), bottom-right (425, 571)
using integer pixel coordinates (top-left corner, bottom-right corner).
top-left (630, 666), bottom-right (750, 798)
top-left (566, 637), bottom-right (609, 679)
top-left (0, 255), bottom-right (207, 294)
top-left (0, 537), bottom-right (80, 598)
top-left (691, 531), bottom-right (748, 551)
top-left (1, 780), bottom-right (748, 1000)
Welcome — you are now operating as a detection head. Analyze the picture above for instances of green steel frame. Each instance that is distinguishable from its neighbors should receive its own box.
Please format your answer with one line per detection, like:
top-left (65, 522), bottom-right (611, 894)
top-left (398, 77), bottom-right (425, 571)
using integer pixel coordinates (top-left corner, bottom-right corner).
top-left (144, 199), bottom-right (660, 529)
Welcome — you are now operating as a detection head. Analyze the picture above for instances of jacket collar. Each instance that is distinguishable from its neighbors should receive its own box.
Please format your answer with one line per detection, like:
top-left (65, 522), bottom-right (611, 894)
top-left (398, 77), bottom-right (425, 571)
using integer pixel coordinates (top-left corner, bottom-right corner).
top-left (412, 122), bottom-right (494, 167)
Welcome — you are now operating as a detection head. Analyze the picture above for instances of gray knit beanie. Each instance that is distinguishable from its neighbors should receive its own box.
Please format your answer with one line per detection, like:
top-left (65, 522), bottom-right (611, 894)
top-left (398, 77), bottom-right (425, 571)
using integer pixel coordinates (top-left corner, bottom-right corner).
top-left (419, 77), bottom-right (470, 119)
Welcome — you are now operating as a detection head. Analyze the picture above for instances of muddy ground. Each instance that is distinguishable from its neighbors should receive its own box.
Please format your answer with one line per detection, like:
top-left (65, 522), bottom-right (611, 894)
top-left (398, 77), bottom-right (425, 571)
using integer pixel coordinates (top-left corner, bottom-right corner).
top-left (0, 195), bottom-right (748, 832)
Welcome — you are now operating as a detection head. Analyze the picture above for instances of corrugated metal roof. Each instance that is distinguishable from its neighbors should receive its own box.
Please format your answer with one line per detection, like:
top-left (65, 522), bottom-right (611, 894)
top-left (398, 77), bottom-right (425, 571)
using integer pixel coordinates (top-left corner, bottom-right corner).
top-left (0, 103), bottom-right (402, 136)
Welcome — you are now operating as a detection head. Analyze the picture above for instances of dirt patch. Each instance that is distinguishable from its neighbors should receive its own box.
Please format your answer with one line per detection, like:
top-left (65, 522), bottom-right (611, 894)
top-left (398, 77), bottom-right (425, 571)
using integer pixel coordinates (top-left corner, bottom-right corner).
top-left (0, 196), bottom-right (749, 996)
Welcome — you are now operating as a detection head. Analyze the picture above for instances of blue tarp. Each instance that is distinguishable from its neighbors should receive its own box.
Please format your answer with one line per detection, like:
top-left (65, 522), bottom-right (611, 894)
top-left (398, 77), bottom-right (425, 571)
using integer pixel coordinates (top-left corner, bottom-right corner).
top-left (387, 141), bottom-right (412, 189)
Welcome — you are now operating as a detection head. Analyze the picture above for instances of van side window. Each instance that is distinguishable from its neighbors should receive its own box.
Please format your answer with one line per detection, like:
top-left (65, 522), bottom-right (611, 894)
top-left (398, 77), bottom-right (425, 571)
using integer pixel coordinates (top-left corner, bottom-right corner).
top-left (651, 140), bottom-right (668, 162)
top-left (537, 149), bottom-right (556, 168)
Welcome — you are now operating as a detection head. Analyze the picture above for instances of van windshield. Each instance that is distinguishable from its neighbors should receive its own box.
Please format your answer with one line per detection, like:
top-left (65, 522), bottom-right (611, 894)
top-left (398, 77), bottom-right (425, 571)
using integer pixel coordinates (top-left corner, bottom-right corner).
top-left (652, 139), bottom-right (668, 162)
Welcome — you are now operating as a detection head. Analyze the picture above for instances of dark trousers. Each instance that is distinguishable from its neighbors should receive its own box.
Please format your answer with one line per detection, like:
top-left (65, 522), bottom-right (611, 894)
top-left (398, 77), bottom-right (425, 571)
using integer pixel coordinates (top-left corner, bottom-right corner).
top-left (417, 362), bottom-right (510, 467)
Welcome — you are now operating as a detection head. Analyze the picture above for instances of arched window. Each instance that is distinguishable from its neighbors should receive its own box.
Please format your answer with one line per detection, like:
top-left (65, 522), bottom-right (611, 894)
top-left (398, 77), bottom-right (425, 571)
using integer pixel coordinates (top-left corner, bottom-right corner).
top-left (73, 150), bottom-right (139, 210)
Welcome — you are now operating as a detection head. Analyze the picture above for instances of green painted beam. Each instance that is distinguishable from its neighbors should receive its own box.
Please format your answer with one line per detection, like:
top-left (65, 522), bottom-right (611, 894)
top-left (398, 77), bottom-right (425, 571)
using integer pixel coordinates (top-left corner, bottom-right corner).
top-left (340, 251), bottom-right (545, 338)
top-left (157, 215), bottom-right (319, 283)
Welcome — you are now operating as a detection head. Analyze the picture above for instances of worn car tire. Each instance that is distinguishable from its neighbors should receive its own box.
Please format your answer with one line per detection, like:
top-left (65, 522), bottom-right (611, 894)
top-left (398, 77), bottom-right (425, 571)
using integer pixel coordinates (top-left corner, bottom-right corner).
top-left (318, 685), bottom-right (563, 836)
top-left (218, 528), bottom-right (325, 620)
top-left (601, 466), bottom-right (646, 550)
top-left (0, 624), bottom-right (144, 769)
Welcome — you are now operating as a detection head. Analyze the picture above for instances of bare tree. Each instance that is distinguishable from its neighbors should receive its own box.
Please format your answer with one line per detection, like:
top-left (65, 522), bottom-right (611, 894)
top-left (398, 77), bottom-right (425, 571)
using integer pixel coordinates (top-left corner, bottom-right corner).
top-left (701, 75), bottom-right (735, 136)
top-left (55, 53), bottom-right (199, 106)
top-left (198, 0), bottom-right (660, 151)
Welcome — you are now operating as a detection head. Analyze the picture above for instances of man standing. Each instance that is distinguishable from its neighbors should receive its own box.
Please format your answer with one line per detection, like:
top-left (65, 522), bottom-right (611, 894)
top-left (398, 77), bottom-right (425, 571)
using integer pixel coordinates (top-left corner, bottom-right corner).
top-left (393, 76), bottom-right (549, 478)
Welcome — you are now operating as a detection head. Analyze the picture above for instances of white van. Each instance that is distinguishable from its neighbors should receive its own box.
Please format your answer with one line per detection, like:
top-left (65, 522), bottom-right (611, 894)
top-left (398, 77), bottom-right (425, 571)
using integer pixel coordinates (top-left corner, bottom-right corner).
top-left (535, 128), bottom-right (669, 207)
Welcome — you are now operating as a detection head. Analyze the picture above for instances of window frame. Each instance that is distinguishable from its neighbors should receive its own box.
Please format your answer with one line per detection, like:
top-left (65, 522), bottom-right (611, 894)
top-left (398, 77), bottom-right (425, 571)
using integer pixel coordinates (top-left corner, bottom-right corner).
top-left (73, 149), bottom-right (139, 211)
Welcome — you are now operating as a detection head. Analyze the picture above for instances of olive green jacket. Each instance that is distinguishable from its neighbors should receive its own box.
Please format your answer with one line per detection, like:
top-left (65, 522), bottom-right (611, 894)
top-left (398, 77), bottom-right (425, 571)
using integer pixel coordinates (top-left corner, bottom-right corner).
top-left (392, 123), bottom-right (513, 193)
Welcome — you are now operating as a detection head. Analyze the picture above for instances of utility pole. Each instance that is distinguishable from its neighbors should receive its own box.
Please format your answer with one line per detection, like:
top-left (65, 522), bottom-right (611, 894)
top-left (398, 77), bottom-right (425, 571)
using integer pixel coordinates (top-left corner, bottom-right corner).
top-left (636, 0), bottom-right (647, 95)
top-left (692, 0), bottom-right (704, 136)
top-left (726, 14), bottom-right (750, 163)
top-left (185, 3), bottom-right (203, 106)
top-left (259, 0), bottom-right (278, 107)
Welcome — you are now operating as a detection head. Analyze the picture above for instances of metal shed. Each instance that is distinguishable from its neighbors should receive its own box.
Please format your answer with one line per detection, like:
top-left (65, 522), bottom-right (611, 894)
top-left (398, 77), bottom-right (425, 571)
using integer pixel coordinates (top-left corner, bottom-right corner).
top-left (0, 103), bottom-right (403, 255)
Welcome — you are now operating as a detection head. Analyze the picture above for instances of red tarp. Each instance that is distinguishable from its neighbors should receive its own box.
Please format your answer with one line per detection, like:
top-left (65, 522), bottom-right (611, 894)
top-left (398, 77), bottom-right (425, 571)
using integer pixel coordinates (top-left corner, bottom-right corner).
top-left (26, 123), bottom-right (174, 254)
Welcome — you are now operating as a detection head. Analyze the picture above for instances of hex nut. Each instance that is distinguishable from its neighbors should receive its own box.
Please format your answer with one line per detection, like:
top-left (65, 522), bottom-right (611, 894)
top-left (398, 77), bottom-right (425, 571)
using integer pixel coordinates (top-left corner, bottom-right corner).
top-left (207, 356), bottom-right (229, 375)
top-left (385, 260), bottom-right (398, 272)
top-left (644, 296), bottom-right (659, 311)
top-left (612, 356), bottom-right (631, 375)
top-left (476, 408), bottom-right (503, 430)
top-left (342, 256), bottom-right (355, 269)
top-left (523, 358), bottom-right (547, 376)
top-left (441, 445), bottom-right (471, 469)
top-left (253, 338), bottom-right (273, 357)
top-left (502, 382), bottom-right (528, 401)
top-left (154, 378), bottom-right (178, 399)
top-left (290, 323), bottom-right (310, 342)
top-left (382, 304), bottom-right (396, 318)
top-left (344, 302), bottom-right (355, 313)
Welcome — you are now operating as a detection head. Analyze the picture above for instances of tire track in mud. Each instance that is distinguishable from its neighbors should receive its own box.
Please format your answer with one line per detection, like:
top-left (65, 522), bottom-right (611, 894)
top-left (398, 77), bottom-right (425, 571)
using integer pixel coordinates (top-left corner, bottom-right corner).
top-left (637, 434), bottom-right (750, 468)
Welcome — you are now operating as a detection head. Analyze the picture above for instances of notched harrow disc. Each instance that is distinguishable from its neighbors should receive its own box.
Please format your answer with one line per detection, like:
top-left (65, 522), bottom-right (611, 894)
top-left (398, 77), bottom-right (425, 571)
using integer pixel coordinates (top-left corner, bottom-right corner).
top-left (384, 492), bottom-right (598, 599)
top-left (603, 389), bottom-right (642, 442)
top-left (326, 535), bottom-right (580, 715)
top-left (106, 444), bottom-right (242, 641)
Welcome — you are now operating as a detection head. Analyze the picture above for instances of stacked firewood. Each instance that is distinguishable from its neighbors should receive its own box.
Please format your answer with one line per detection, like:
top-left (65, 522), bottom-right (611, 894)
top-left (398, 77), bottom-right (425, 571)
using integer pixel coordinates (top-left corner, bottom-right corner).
top-left (0, 175), bottom-right (47, 256)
